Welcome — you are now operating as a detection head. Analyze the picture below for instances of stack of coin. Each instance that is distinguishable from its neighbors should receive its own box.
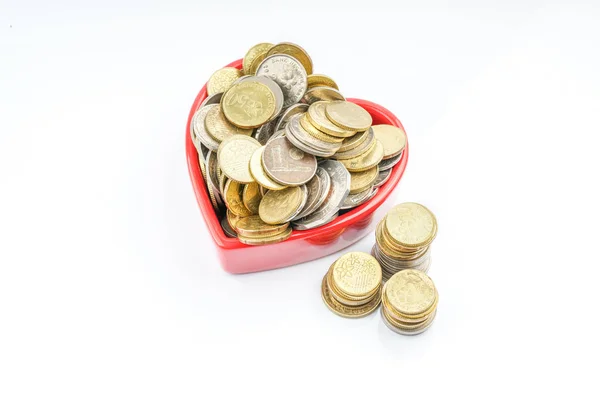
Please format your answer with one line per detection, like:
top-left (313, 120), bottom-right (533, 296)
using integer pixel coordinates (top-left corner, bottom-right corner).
top-left (321, 252), bottom-right (382, 318)
top-left (380, 269), bottom-right (439, 335)
top-left (371, 202), bottom-right (437, 280)
top-left (192, 42), bottom-right (403, 245)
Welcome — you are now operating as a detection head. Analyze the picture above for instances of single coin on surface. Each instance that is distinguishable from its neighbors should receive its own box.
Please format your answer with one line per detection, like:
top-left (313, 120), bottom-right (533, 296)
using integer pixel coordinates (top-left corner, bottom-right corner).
top-left (325, 101), bottom-right (373, 132)
top-left (372, 124), bottom-right (407, 160)
top-left (207, 67), bottom-right (243, 95)
top-left (217, 135), bottom-right (261, 184)
top-left (222, 81), bottom-right (277, 129)
top-left (262, 136), bottom-right (317, 186)
top-left (259, 186), bottom-right (304, 224)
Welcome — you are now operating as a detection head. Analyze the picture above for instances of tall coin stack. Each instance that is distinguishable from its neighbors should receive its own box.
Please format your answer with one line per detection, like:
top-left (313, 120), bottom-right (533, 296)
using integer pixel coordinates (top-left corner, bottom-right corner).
top-left (192, 42), bottom-right (406, 245)
top-left (321, 252), bottom-right (382, 318)
top-left (371, 202), bottom-right (438, 280)
top-left (380, 269), bottom-right (439, 335)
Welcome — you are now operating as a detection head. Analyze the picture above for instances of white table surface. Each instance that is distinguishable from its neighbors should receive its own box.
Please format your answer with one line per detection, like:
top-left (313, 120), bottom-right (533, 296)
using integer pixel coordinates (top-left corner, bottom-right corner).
top-left (1, 1), bottom-right (599, 399)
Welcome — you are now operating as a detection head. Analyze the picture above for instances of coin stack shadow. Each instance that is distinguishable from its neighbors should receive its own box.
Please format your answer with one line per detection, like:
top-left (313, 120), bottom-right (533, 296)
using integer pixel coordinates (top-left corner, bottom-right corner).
top-left (380, 269), bottom-right (439, 335)
top-left (321, 252), bottom-right (383, 318)
top-left (371, 203), bottom-right (438, 281)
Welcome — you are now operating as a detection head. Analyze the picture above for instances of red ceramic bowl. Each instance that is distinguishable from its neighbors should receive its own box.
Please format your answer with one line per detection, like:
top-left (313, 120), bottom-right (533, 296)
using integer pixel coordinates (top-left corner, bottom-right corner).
top-left (186, 59), bottom-right (409, 274)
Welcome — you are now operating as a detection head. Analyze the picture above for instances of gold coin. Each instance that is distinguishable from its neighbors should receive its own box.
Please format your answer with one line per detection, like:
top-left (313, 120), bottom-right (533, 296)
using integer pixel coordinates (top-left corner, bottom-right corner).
top-left (226, 209), bottom-right (242, 230)
top-left (325, 101), bottom-right (372, 132)
top-left (206, 178), bottom-right (219, 212)
top-left (234, 215), bottom-right (289, 238)
top-left (382, 304), bottom-right (436, 329)
top-left (385, 203), bottom-right (437, 248)
top-left (307, 74), bottom-right (339, 90)
top-left (223, 180), bottom-right (253, 217)
top-left (321, 275), bottom-right (381, 318)
top-left (258, 186), bottom-right (303, 224)
top-left (339, 139), bottom-right (384, 172)
top-left (207, 67), bottom-right (243, 95)
top-left (338, 129), bottom-right (370, 153)
top-left (219, 172), bottom-right (228, 195)
top-left (331, 252), bottom-right (382, 297)
top-left (217, 135), bottom-right (261, 184)
top-left (242, 182), bottom-right (263, 214)
top-left (249, 147), bottom-right (287, 191)
top-left (205, 105), bottom-right (253, 143)
top-left (372, 124), bottom-right (407, 160)
top-left (349, 166), bottom-right (379, 194)
top-left (222, 81), bottom-right (276, 129)
top-left (307, 101), bottom-right (355, 138)
top-left (385, 269), bottom-right (437, 316)
top-left (238, 226), bottom-right (292, 245)
top-left (199, 156), bottom-right (207, 181)
top-left (242, 43), bottom-right (273, 75)
top-left (382, 285), bottom-right (438, 321)
top-left (326, 268), bottom-right (380, 306)
top-left (299, 114), bottom-right (344, 144)
top-left (266, 42), bottom-right (313, 75)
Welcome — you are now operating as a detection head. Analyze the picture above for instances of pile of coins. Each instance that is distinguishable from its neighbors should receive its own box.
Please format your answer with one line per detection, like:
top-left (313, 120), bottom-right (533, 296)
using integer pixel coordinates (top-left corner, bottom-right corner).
top-left (191, 42), bottom-right (407, 245)
top-left (321, 252), bottom-right (383, 318)
top-left (372, 202), bottom-right (438, 280)
top-left (380, 269), bottom-right (439, 335)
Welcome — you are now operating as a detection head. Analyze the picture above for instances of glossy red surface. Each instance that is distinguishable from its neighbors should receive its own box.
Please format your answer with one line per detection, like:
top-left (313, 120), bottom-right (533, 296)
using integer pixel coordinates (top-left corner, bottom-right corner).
top-left (186, 59), bottom-right (409, 273)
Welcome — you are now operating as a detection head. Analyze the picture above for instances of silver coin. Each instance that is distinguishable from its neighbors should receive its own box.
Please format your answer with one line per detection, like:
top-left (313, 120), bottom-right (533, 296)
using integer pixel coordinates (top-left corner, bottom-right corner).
top-left (200, 92), bottom-right (223, 108)
top-left (363, 187), bottom-right (378, 202)
top-left (293, 174), bottom-right (321, 220)
top-left (256, 54), bottom-right (308, 108)
top-left (253, 119), bottom-right (278, 145)
top-left (206, 151), bottom-right (221, 195)
top-left (262, 136), bottom-right (317, 186)
top-left (275, 103), bottom-right (309, 132)
top-left (267, 129), bottom-right (286, 143)
top-left (373, 168), bottom-right (392, 188)
top-left (192, 104), bottom-right (220, 151)
top-left (286, 114), bottom-right (341, 154)
top-left (285, 125), bottom-right (335, 158)
top-left (332, 129), bottom-right (375, 160)
top-left (380, 308), bottom-right (436, 336)
top-left (285, 184), bottom-right (309, 222)
top-left (339, 186), bottom-right (373, 210)
top-left (232, 75), bottom-right (252, 85)
top-left (221, 216), bottom-right (237, 238)
top-left (293, 166), bottom-right (330, 220)
top-left (245, 75), bottom-right (285, 120)
top-left (302, 86), bottom-right (345, 104)
top-left (378, 152), bottom-right (403, 171)
top-left (292, 160), bottom-right (350, 229)
top-left (199, 143), bottom-right (210, 164)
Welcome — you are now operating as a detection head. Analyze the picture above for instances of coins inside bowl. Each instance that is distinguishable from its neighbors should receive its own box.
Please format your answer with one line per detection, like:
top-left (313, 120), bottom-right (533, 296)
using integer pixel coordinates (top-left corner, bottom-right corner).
top-left (191, 42), bottom-right (407, 245)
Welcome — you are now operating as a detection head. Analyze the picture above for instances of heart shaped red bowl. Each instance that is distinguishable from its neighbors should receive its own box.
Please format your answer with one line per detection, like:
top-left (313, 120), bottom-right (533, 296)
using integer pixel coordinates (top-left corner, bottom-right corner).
top-left (186, 59), bottom-right (409, 274)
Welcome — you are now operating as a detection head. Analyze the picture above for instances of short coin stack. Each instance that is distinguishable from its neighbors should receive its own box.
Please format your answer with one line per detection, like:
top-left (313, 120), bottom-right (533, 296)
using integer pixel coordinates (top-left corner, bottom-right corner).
top-left (380, 269), bottom-right (439, 335)
top-left (192, 42), bottom-right (405, 245)
top-left (372, 202), bottom-right (438, 280)
top-left (321, 252), bottom-right (383, 318)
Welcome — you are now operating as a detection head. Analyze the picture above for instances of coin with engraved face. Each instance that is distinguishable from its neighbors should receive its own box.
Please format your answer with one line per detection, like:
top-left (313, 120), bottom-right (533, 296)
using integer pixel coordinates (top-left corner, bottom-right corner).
top-left (262, 136), bottom-right (317, 186)
top-left (256, 54), bottom-right (307, 108)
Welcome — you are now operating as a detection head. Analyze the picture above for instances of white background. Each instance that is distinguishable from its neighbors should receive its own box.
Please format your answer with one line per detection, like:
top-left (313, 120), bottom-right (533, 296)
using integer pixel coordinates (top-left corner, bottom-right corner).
top-left (1, 1), bottom-right (599, 399)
